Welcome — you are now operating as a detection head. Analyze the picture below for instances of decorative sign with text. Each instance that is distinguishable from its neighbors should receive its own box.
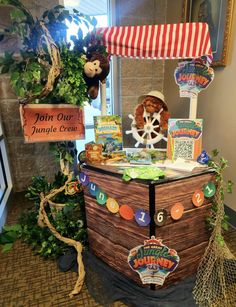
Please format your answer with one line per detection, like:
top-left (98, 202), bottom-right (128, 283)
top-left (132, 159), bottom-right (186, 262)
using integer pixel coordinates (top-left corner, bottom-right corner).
top-left (20, 104), bottom-right (85, 143)
top-left (128, 237), bottom-right (180, 285)
top-left (174, 60), bottom-right (214, 98)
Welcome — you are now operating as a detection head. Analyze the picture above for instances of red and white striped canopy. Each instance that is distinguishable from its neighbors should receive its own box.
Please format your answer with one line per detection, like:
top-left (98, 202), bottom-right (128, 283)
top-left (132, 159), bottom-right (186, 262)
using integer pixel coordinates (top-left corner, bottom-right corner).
top-left (97, 22), bottom-right (212, 63)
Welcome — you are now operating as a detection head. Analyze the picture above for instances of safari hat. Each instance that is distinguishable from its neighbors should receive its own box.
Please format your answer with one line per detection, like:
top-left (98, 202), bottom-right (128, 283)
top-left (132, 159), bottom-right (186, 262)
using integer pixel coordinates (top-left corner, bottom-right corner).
top-left (138, 90), bottom-right (166, 107)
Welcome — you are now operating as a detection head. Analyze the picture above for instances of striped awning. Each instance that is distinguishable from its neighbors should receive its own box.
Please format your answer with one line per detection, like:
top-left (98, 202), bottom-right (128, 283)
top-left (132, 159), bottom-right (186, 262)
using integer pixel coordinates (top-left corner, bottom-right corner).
top-left (97, 23), bottom-right (213, 63)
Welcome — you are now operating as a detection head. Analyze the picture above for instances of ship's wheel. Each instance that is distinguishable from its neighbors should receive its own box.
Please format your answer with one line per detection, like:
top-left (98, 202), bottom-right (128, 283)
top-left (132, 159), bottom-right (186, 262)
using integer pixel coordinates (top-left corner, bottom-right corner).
top-left (126, 108), bottom-right (167, 148)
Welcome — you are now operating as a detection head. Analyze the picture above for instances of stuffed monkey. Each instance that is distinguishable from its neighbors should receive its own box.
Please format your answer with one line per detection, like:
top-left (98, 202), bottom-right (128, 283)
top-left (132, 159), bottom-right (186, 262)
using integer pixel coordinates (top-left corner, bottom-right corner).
top-left (83, 52), bottom-right (110, 99)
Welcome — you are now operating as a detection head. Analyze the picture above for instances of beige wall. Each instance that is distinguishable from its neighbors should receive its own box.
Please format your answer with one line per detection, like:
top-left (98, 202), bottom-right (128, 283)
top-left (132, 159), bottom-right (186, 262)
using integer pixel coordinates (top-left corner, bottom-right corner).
top-left (165, 0), bottom-right (236, 211)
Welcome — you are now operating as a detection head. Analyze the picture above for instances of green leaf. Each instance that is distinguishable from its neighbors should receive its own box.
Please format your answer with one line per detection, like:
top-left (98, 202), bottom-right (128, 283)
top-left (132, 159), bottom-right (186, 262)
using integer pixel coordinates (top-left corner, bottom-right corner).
top-left (1, 65), bottom-right (9, 73)
top-left (63, 204), bottom-right (75, 215)
top-left (1, 243), bottom-right (13, 253)
top-left (216, 234), bottom-right (225, 247)
top-left (227, 180), bottom-right (234, 193)
top-left (3, 224), bottom-right (22, 232)
top-left (0, 231), bottom-right (18, 243)
top-left (18, 87), bottom-right (26, 97)
top-left (221, 221), bottom-right (229, 231)
top-left (212, 149), bottom-right (219, 157)
top-left (10, 71), bottom-right (20, 82)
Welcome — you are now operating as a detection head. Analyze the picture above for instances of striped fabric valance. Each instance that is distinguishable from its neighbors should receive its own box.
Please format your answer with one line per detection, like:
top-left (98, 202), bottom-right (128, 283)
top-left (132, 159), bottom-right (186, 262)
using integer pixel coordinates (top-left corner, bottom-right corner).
top-left (97, 23), bottom-right (213, 63)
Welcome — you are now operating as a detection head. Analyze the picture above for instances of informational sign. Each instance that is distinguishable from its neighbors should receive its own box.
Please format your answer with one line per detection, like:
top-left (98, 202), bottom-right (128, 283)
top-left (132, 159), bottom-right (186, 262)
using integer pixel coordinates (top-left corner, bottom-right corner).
top-left (128, 237), bottom-right (180, 286)
top-left (20, 104), bottom-right (85, 143)
top-left (174, 60), bottom-right (214, 98)
top-left (167, 119), bottom-right (203, 160)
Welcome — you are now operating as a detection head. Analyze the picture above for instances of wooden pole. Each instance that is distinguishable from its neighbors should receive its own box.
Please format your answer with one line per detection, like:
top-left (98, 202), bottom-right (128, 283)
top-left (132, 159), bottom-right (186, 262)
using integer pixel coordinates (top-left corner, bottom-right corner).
top-left (100, 81), bottom-right (107, 116)
top-left (189, 96), bottom-right (198, 119)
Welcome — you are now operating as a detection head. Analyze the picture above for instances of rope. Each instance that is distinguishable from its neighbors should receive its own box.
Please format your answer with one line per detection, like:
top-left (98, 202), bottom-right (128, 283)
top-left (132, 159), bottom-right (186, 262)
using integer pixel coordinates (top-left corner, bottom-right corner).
top-left (37, 172), bottom-right (86, 297)
top-left (20, 21), bottom-right (61, 104)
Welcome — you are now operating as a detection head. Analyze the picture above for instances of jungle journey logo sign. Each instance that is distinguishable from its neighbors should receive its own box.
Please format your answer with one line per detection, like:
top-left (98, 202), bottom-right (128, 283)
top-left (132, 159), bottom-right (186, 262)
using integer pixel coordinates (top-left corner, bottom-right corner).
top-left (174, 60), bottom-right (214, 98)
top-left (128, 236), bottom-right (180, 285)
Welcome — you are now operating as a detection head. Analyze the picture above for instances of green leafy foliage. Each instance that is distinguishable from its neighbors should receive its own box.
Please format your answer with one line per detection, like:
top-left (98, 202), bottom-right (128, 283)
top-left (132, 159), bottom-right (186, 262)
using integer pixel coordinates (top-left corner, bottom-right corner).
top-left (0, 0), bottom-right (103, 105)
top-left (49, 141), bottom-right (77, 167)
top-left (0, 224), bottom-right (22, 253)
top-left (22, 171), bottom-right (87, 259)
top-left (45, 46), bottom-right (89, 106)
top-left (206, 150), bottom-right (234, 244)
top-left (19, 201), bottom-right (87, 259)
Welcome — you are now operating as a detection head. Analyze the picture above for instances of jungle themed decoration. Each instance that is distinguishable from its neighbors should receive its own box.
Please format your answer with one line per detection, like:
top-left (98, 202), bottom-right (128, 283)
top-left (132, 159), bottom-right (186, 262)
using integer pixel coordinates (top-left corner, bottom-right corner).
top-left (0, 0), bottom-right (109, 105)
top-left (19, 104), bottom-right (85, 142)
top-left (167, 119), bottom-right (203, 160)
top-left (126, 91), bottom-right (170, 148)
top-left (83, 51), bottom-right (110, 100)
top-left (128, 237), bottom-right (180, 285)
top-left (78, 170), bottom-right (216, 226)
top-left (193, 150), bottom-right (235, 307)
top-left (174, 59), bottom-right (214, 98)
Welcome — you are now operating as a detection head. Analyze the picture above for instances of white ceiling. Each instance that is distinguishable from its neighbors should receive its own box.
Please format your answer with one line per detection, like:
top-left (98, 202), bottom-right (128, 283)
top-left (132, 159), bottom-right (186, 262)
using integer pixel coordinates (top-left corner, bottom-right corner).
top-left (63, 0), bottom-right (107, 16)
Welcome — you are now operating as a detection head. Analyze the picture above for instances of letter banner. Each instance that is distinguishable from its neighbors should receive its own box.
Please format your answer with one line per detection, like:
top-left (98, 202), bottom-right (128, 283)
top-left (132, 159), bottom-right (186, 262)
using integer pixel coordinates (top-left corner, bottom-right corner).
top-left (174, 60), bottom-right (214, 98)
top-left (128, 236), bottom-right (180, 285)
top-left (19, 104), bottom-right (85, 143)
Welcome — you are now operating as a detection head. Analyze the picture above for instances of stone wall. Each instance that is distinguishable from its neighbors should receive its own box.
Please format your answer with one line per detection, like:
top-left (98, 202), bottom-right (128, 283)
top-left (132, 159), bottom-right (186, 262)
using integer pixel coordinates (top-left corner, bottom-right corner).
top-left (0, 0), bottom-right (59, 192)
top-left (116, 0), bottom-right (167, 148)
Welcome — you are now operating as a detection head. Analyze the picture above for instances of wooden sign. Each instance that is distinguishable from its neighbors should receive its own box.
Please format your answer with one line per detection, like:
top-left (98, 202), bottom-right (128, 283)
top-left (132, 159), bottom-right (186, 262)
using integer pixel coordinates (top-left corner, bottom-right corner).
top-left (19, 104), bottom-right (85, 143)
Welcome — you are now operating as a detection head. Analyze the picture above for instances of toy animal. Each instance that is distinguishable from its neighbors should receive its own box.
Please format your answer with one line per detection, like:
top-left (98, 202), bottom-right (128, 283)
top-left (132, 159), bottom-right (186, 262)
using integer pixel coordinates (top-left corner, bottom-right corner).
top-left (83, 52), bottom-right (110, 99)
top-left (134, 91), bottom-right (170, 133)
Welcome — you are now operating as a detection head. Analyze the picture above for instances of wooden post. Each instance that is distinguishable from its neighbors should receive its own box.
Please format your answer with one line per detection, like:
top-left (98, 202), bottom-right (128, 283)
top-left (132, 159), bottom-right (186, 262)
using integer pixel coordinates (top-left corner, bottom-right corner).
top-left (100, 81), bottom-right (107, 116)
top-left (189, 96), bottom-right (198, 119)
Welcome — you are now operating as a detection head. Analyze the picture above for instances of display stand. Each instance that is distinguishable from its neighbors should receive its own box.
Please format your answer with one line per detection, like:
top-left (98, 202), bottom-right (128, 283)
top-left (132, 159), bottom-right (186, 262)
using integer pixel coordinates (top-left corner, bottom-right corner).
top-left (83, 164), bottom-right (215, 288)
top-left (82, 22), bottom-right (214, 293)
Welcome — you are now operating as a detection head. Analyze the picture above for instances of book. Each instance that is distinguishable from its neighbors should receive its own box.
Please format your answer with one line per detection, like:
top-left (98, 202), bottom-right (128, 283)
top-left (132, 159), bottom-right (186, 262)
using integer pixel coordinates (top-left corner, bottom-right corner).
top-left (167, 119), bottom-right (203, 160)
top-left (94, 115), bottom-right (123, 153)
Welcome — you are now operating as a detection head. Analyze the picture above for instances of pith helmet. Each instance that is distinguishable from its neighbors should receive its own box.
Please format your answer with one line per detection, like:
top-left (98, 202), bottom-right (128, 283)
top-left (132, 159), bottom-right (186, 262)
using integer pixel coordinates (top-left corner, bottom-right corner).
top-left (138, 90), bottom-right (167, 108)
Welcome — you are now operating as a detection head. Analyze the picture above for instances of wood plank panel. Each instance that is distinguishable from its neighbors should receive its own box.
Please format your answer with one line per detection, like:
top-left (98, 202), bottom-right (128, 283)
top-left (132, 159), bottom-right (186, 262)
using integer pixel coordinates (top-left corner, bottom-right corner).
top-left (85, 194), bottom-right (149, 249)
top-left (87, 228), bottom-right (145, 287)
top-left (84, 168), bottom-right (149, 209)
top-left (162, 241), bottom-right (208, 287)
top-left (155, 173), bottom-right (215, 211)
top-left (155, 204), bottom-right (211, 251)
top-left (88, 228), bottom-right (208, 289)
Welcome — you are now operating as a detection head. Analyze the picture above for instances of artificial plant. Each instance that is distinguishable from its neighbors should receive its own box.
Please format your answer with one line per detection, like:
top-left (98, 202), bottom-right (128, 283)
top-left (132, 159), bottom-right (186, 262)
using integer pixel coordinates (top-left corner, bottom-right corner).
top-left (193, 150), bottom-right (236, 307)
top-left (0, 0), bottom-right (105, 105)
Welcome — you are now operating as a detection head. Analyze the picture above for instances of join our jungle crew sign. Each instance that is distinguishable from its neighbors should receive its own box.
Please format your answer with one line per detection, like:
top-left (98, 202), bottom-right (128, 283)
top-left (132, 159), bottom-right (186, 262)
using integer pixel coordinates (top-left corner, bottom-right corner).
top-left (20, 104), bottom-right (85, 143)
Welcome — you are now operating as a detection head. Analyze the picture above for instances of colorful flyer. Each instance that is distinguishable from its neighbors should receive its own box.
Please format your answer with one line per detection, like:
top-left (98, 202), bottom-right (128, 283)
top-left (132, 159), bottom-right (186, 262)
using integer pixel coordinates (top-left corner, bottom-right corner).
top-left (174, 60), bottom-right (214, 98)
top-left (167, 119), bottom-right (203, 160)
top-left (128, 236), bottom-right (179, 286)
top-left (94, 115), bottom-right (123, 153)
top-left (85, 143), bottom-right (104, 164)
